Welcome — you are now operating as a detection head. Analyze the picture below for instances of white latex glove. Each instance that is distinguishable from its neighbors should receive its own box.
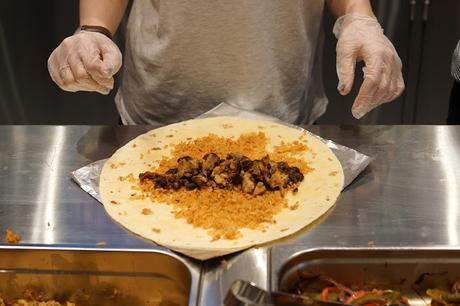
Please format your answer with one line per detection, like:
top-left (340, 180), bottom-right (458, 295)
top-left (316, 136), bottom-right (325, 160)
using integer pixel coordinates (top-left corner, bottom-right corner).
top-left (334, 13), bottom-right (405, 119)
top-left (48, 31), bottom-right (122, 95)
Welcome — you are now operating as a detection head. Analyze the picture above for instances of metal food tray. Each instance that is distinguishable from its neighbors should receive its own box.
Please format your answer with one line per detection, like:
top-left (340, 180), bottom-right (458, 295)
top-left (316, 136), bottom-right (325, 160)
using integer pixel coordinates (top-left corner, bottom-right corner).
top-left (271, 247), bottom-right (460, 306)
top-left (0, 246), bottom-right (199, 306)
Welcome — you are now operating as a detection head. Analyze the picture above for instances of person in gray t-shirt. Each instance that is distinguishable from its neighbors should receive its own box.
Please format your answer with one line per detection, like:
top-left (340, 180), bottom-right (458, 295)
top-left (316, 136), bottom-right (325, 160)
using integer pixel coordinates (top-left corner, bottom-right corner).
top-left (48, 0), bottom-right (404, 125)
top-left (448, 40), bottom-right (460, 124)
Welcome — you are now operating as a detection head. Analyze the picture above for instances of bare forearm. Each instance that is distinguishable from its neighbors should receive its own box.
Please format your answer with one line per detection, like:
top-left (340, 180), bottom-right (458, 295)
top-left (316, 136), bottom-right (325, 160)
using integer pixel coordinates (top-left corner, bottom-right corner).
top-left (80, 0), bottom-right (129, 36)
top-left (325, 0), bottom-right (375, 18)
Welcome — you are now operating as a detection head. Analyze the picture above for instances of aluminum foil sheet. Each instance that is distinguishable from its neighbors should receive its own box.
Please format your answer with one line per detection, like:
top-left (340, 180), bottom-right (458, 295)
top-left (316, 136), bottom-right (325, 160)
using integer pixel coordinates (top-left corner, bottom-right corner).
top-left (71, 116), bottom-right (373, 203)
top-left (71, 159), bottom-right (106, 202)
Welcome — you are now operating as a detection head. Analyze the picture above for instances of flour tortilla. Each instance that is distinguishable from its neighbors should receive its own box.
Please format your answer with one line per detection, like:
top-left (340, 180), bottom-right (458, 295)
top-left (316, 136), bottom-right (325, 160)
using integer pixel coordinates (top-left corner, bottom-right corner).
top-left (99, 117), bottom-right (344, 260)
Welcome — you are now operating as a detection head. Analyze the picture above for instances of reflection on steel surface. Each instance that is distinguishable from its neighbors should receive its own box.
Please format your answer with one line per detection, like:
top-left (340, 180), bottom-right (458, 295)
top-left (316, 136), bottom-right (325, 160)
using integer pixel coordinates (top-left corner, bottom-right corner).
top-left (436, 127), bottom-right (459, 245)
top-left (34, 126), bottom-right (66, 244)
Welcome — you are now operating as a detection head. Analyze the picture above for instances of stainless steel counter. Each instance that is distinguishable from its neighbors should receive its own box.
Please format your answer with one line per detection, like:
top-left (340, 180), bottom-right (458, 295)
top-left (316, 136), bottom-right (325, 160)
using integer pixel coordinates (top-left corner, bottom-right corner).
top-left (1, 125), bottom-right (459, 305)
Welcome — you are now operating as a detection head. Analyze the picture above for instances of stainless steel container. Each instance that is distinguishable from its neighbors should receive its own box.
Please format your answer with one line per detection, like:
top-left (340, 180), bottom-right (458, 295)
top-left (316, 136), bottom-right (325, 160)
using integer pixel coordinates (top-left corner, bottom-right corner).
top-left (0, 246), bottom-right (199, 306)
top-left (271, 246), bottom-right (460, 305)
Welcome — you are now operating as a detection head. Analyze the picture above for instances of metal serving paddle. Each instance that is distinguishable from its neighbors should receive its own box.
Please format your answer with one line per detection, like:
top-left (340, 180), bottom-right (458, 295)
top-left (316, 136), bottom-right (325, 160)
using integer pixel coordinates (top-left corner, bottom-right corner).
top-left (224, 279), bottom-right (354, 306)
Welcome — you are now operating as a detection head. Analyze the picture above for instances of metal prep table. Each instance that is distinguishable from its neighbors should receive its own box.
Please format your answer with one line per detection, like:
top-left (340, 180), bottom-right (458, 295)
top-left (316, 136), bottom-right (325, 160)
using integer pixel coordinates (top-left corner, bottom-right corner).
top-left (1, 125), bottom-right (459, 305)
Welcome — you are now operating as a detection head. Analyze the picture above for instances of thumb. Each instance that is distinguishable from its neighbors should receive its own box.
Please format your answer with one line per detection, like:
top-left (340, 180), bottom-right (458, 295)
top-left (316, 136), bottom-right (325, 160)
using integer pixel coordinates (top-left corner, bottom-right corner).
top-left (99, 44), bottom-right (122, 77)
top-left (336, 45), bottom-right (357, 95)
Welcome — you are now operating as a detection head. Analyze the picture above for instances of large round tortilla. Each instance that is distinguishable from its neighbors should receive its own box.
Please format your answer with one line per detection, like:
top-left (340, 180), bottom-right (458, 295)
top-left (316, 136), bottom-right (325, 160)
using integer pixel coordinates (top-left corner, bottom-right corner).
top-left (99, 117), bottom-right (344, 260)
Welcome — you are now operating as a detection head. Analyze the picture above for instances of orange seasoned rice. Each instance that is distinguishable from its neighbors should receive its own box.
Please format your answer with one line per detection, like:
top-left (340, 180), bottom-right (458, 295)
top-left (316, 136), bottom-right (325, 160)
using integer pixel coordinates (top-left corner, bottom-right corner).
top-left (4, 229), bottom-right (20, 244)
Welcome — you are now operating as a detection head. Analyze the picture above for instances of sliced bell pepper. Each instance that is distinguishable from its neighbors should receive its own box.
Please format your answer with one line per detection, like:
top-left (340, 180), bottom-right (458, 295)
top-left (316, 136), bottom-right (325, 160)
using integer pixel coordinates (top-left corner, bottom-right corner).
top-left (345, 291), bottom-right (368, 304)
top-left (321, 287), bottom-right (341, 301)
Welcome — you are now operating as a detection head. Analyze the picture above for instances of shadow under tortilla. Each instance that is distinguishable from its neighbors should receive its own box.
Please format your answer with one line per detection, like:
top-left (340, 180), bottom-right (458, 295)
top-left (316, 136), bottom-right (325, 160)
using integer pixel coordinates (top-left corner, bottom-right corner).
top-left (342, 165), bottom-right (374, 193)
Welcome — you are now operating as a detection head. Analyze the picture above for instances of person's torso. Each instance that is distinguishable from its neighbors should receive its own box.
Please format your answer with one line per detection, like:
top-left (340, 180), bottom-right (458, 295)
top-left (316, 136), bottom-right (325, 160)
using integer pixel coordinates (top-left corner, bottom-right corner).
top-left (117, 0), bottom-right (326, 125)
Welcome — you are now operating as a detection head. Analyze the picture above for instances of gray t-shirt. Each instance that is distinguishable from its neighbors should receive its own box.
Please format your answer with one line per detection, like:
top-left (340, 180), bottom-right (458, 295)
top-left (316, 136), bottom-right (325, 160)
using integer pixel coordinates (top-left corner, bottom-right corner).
top-left (452, 40), bottom-right (460, 82)
top-left (116, 0), bottom-right (327, 125)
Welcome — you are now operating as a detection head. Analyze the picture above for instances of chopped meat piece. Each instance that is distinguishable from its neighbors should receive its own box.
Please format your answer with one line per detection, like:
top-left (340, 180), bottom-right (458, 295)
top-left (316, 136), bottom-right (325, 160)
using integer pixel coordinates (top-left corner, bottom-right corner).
top-left (226, 152), bottom-right (245, 161)
top-left (242, 172), bottom-right (256, 194)
top-left (230, 174), bottom-right (243, 185)
top-left (153, 175), bottom-right (168, 188)
top-left (165, 167), bottom-right (178, 175)
top-left (224, 157), bottom-right (239, 172)
top-left (253, 182), bottom-right (267, 195)
top-left (139, 172), bottom-right (171, 188)
top-left (192, 174), bottom-right (208, 187)
top-left (261, 155), bottom-right (271, 167)
top-left (249, 160), bottom-right (267, 182)
top-left (164, 174), bottom-right (181, 190)
top-left (166, 174), bottom-right (180, 184)
top-left (202, 153), bottom-right (220, 175)
top-left (179, 178), bottom-right (190, 187)
top-left (268, 162), bottom-right (279, 175)
top-left (177, 156), bottom-right (200, 178)
top-left (212, 165), bottom-right (229, 186)
top-left (268, 171), bottom-right (289, 189)
top-left (240, 159), bottom-right (253, 172)
top-left (138, 171), bottom-right (156, 182)
top-left (287, 166), bottom-right (304, 183)
top-left (277, 161), bottom-right (289, 173)
top-left (153, 176), bottom-right (168, 188)
top-left (185, 181), bottom-right (198, 190)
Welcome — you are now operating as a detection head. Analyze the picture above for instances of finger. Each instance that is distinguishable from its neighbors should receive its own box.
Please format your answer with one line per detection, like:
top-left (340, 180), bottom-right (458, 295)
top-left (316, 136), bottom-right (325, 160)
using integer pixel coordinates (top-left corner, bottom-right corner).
top-left (394, 69), bottom-right (405, 99)
top-left (381, 79), bottom-right (397, 103)
top-left (48, 54), bottom-right (62, 87)
top-left (58, 65), bottom-right (78, 92)
top-left (71, 72), bottom-right (111, 94)
top-left (78, 77), bottom-right (111, 95)
top-left (372, 63), bottom-right (391, 104)
top-left (73, 80), bottom-right (111, 95)
top-left (68, 54), bottom-right (91, 84)
top-left (382, 60), bottom-right (405, 103)
top-left (68, 54), bottom-right (112, 93)
top-left (336, 41), bottom-right (358, 95)
top-left (81, 44), bottom-right (121, 80)
top-left (92, 74), bottom-right (114, 90)
top-left (381, 67), bottom-right (399, 103)
top-left (351, 65), bottom-right (383, 119)
top-left (81, 47), bottom-right (110, 79)
top-left (99, 43), bottom-right (122, 76)
top-left (48, 41), bottom-right (78, 91)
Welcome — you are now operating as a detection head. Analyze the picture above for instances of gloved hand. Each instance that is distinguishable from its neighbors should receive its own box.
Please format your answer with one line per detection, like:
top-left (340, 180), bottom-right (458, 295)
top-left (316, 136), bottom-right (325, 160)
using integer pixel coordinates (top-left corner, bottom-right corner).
top-left (334, 13), bottom-right (405, 119)
top-left (48, 31), bottom-right (122, 95)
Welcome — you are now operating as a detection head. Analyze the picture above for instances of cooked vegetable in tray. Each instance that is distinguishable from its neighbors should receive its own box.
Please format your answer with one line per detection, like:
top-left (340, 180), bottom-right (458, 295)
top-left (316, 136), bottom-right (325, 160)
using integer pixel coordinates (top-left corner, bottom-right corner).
top-left (427, 281), bottom-right (460, 306)
top-left (290, 273), bottom-right (409, 306)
